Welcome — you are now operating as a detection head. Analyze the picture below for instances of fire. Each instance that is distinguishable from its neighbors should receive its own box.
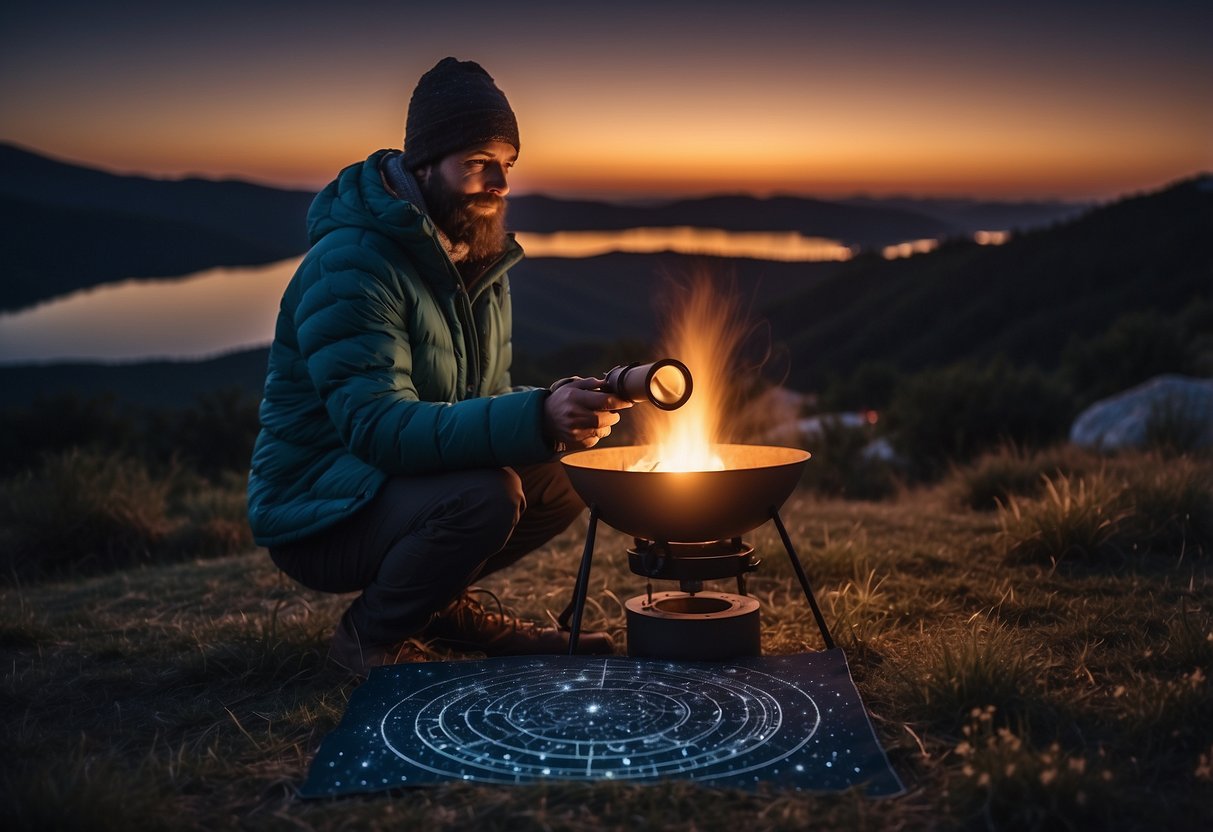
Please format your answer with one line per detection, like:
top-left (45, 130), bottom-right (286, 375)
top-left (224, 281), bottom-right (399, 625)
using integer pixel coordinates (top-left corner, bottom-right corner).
top-left (630, 276), bottom-right (746, 472)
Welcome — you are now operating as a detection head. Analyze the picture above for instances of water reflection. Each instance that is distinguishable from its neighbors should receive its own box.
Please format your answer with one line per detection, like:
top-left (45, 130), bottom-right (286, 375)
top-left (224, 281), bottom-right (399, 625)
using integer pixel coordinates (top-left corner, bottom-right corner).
top-left (882, 239), bottom-right (940, 259)
top-left (515, 228), bottom-right (855, 262)
top-left (883, 230), bottom-right (1011, 259)
top-left (0, 228), bottom-right (1008, 364)
top-left (0, 257), bottom-right (302, 364)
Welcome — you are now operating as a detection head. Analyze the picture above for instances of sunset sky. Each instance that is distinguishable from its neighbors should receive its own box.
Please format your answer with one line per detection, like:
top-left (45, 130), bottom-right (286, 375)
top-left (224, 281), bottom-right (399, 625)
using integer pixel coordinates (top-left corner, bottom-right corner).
top-left (2, 0), bottom-right (1209, 200)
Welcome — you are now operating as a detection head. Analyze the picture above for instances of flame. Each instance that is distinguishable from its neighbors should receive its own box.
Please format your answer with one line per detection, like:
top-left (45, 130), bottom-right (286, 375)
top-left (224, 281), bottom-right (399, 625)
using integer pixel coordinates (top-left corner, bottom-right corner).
top-left (630, 276), bottom-right (746, 472)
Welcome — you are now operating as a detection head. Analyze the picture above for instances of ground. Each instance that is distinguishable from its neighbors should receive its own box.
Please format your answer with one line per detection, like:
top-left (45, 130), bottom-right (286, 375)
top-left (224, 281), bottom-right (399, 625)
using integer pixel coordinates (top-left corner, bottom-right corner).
top-left (2, 463), bottom-right (1211, 831)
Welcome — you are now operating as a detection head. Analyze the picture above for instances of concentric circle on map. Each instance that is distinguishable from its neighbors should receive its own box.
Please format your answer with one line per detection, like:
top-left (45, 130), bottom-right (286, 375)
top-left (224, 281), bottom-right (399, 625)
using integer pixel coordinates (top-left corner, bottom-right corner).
top-left (380, 658), bottom-right (820, 783)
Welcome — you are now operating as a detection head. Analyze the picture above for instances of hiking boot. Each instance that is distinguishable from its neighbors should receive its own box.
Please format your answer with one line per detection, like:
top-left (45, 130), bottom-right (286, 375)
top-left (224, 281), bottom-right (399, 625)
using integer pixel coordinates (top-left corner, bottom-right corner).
top-left (425, 590), bottom-right (615, 656)
top-left (328, 612), bottom-right (427, 679)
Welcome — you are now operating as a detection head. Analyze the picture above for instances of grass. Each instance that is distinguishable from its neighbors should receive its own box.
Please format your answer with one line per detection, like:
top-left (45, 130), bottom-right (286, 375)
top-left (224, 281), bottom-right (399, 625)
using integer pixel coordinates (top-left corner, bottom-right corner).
top-left (0, 449), bottom-right (253, 580)
top-left (998, 453), bottom-right (1213, 566)
top-left (2, 449), bottom-right (1212, 830)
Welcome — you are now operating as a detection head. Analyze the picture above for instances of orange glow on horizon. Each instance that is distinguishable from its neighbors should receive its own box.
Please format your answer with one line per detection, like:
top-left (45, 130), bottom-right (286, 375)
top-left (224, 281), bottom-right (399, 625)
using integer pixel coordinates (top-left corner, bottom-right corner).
top-left (9, 71), bottom-right (1206, 200)
top-left (1, 4), bottom-right (1208, 201)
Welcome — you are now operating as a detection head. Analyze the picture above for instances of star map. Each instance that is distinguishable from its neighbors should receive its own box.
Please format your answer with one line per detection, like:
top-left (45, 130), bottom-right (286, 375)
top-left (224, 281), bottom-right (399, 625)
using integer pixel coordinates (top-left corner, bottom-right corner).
top-left (301, 649), bottom-right (902, 797)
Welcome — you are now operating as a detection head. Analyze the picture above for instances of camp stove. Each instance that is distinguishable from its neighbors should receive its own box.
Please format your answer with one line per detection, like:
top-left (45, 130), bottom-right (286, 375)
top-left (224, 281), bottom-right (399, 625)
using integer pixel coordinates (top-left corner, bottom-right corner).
top-left (558, 444), bottom-right (835, 661)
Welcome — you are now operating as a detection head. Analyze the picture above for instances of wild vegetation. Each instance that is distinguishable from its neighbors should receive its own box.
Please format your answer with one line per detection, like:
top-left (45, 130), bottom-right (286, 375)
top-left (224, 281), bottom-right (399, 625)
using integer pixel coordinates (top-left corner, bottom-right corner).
top-left (772, 176), bottom-right (1213, 396)
top-left (1, 442), bottom-right (1209, 830)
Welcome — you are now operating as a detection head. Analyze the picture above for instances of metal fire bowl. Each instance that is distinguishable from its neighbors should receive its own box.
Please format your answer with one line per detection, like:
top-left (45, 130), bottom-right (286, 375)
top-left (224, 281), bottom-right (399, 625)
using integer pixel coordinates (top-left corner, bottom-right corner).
top-left (561, 444), bottom-right (810, 542)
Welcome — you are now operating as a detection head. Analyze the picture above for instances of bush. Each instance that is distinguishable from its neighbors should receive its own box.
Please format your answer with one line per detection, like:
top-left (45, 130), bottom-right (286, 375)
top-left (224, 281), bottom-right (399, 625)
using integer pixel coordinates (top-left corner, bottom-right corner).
top-left (886, 358), bottom-right (1074, 479)
top-left (820, 361), bottom-right (901, 411)
top-left (999, 473), bottom-right (1129, 565)
top-left (0, 449), bottom-right (174, 578)
top-left (1061, 310), bottom-right (1199, 405)
top-left (949, 445), bottom-right (1099, 511)
top-left (1145, 394), bottom-right (1213, 456)
top-left (0, 388), bottom-right (260, 483)
top-left (998, 458), bottom-right (1213, 565)
top-left (166, 470), bottom-right (254, 558)
top-left (799, 415), bottom-right (899, 500)
top-left (1119, 457), bottom-right (1213, 557)
top-left (0, 449), bottom-right (256, 582)
top-left (895, 618), bottom-right (1047, 730)
top-left (0, 393), bottom-right (137, 478)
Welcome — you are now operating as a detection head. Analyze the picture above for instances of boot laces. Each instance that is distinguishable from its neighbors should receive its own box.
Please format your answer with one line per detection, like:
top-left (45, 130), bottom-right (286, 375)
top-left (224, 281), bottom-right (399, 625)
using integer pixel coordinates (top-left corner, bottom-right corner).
top-left (444, 587), bottom-right (542, 638)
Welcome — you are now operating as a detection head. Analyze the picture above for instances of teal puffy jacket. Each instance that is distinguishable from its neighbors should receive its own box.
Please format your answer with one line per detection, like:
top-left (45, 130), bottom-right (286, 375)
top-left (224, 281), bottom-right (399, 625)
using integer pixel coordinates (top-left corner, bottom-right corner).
top-left (247, 150), bottom-right (552, 546)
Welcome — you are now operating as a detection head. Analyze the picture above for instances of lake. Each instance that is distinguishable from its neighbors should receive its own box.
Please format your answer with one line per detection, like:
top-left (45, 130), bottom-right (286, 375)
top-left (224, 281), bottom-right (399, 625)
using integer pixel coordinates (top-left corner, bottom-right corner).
top-left (0, 227), bottom-right (1003, 365)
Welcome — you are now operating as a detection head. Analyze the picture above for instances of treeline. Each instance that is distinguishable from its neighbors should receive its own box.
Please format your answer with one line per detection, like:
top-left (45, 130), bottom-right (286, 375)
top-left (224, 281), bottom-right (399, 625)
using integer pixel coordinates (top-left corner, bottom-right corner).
top-left (0, 389), bottom-right (260, 581)
top-left (0, 387), bottom-right (259, 482)
top-left (768, 175), bottom-right (1213, 396)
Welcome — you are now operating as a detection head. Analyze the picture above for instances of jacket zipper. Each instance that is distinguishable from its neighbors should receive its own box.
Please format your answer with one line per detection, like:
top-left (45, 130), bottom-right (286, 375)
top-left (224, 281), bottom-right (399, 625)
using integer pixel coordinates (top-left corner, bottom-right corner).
top-left (455, 283), bottom-right (481, 399)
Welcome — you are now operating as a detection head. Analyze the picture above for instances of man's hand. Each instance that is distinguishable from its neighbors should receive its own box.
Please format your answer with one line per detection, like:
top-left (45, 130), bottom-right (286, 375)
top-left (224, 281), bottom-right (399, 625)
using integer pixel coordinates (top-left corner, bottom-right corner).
top-left (544, 377), bottom-right (633, 451)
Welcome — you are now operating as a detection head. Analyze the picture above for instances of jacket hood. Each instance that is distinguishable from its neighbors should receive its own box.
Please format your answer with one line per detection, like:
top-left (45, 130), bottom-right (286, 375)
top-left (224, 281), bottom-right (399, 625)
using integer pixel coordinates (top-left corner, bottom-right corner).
top-left (306, 150), bottom-right (434, 247)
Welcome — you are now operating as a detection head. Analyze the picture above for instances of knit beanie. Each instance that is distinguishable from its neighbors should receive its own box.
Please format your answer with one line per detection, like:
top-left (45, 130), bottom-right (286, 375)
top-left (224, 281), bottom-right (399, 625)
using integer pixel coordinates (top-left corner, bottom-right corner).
top-left (401, 57), bottom-right (519, 170)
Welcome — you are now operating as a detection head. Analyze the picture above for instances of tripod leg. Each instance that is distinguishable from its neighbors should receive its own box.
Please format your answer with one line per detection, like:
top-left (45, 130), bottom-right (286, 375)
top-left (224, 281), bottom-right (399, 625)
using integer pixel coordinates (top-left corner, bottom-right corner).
top-left (566, 506), bottom-right (600, 655)
top-left (772, 509), bottom-right (836, 650)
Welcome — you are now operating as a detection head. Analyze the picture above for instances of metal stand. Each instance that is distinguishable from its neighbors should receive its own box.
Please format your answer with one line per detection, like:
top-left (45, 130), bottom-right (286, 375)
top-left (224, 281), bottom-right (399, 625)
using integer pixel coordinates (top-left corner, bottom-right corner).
top-left (560, 506), bottom-right (835, 654)
top-left (564, 506), bottom-right (599, 655)
top-left (771, 509), bottom-right (836, 650)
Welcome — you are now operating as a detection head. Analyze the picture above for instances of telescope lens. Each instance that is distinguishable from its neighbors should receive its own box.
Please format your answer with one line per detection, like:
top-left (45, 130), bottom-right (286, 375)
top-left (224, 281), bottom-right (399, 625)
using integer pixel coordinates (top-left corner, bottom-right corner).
top-left (644, 359), bottom-right (693, 410)
top-left (601, 358), bottom-right (693, 410)
top-left (649, 364), bottom-right (688, 406)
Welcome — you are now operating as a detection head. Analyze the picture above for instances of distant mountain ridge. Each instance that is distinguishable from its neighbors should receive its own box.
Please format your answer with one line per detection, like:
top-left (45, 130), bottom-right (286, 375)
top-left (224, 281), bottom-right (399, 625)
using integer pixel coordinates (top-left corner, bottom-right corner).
top-left (0, 143), bottom-right (1089, 312)
top-left (0, 143), bottom-right (316, 311)
top-left (838, 195), bottom-right (1092, 234)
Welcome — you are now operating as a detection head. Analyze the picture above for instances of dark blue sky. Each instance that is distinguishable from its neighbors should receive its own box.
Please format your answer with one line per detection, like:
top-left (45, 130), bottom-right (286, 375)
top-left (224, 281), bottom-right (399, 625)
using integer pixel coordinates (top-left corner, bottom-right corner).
top-left (2, 0), bottom-right (1209, 197)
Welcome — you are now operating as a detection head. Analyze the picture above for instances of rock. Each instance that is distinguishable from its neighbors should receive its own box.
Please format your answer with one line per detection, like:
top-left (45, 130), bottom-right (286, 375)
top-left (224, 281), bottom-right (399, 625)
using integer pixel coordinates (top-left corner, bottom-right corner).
top-left (1069, 374), bottom-right (1213, 451)
top-left (861, 436), bottom-right (902, 463)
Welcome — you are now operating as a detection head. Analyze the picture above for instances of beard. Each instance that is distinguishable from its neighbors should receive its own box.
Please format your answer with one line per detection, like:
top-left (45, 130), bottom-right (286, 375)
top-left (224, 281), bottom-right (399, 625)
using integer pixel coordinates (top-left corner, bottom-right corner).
top-left (421, 174), bottom-right (509, 264)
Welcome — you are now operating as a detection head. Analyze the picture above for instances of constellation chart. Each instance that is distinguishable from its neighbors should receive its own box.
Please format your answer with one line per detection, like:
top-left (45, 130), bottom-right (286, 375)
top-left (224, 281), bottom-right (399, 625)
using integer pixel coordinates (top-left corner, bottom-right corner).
top-left (301, 650), bottom-right (903, 797)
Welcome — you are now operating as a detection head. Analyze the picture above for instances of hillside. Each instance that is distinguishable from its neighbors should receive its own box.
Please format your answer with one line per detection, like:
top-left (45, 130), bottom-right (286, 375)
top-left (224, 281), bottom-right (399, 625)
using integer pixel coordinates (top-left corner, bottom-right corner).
top-left (0, 144), bottom-right (316, 311)
top-left (767, 175), bottom-right (1213, 392)
top-left (0, 193), bottom-right (299, 311)
top-left (0, 348), bottom-right (271, 410)
top-left (508, 252), bottom-right (843, 355)
top-left (0, 144), bottom-right (1079, 313)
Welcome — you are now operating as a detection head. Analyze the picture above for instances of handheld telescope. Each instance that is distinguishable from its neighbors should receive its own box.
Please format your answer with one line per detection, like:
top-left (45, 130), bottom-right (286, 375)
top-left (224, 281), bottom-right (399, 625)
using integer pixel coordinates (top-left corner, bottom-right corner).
top-left (602, 359), bottom-right (693, 410)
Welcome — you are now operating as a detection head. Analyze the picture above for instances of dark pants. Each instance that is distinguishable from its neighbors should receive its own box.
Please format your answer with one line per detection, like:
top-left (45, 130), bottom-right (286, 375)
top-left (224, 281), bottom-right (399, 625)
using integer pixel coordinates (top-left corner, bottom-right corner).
top-left (268, 462), bottom-right (585, 645)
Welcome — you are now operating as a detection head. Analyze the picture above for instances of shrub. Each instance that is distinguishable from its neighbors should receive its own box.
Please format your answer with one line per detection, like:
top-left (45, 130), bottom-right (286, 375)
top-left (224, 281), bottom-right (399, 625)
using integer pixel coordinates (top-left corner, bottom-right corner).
top-left (0, 393), bottom-right (138, 478)
top-left (887, 358), bottom-right (1074, 479)
top-left (820, 361), bottom-right (901, 411)
top-left (152, 387), bottom-right (261, 480)
top-left (999, 473), bottom-right (1129, 565)
top-left (166, 470), bottom-right (254, 558)
top-left (799, 415), bottom-right (899, 500)
top-left (1061, 310), bottom-right (1200, 405)
top-left (0, 449), bottom-right (174, 578)
top-left (0, 450), bottom-right (256, 582)
top-left (999, 459), bottom-right (1213, 564)
top-left (1144, 394), bottom-right (1213, 456)
top-left (0, 389), bottom-right (260, 483)
top-left (1118, 457), bottom-right (1213, 558)
top-left (896, 618), bottom-right (1047, 730)
top-left (949, 445), bottom-right (1099, 511)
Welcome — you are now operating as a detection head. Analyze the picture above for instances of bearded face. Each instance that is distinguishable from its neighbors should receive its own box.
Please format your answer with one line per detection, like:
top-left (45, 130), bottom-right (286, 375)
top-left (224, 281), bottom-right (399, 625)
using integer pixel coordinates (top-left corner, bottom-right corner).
top-left (419, 166), bottom-right (509, 264)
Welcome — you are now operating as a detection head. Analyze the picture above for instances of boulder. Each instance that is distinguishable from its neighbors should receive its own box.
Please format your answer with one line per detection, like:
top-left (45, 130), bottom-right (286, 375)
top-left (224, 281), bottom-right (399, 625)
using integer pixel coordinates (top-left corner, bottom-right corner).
top-left (1069, 374), bottom-right (1213, 451)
